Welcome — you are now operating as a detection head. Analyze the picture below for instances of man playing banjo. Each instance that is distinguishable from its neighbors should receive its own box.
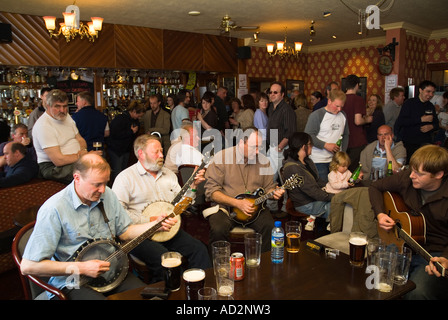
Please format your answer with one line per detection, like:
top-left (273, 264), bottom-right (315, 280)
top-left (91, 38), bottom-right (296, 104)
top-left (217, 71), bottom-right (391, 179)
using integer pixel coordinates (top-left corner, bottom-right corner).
top-left (112, 134), bottom-right (211, 283)
top-left (21, 154), bottom-right (177, 299)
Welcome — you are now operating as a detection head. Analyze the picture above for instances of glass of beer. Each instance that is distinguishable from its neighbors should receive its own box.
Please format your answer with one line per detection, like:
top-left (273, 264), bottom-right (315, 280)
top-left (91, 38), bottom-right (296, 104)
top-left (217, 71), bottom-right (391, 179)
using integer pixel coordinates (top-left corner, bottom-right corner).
top-left (349, 232), bottom-right (367, 267)
top-left (93, 141), bottom-right (102, 151)
top-left (161, 251), bottom-right (182, 291)
top-left (183, 268), bottom-right (205, 300)
top-left (285, 221), bottom-right (301, 253)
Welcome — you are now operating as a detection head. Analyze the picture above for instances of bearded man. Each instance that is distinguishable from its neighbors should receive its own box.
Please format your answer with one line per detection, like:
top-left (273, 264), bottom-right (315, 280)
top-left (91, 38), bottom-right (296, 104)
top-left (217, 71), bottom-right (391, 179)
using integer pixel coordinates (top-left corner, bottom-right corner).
top-left (111, 134), bottom-right (211, 283)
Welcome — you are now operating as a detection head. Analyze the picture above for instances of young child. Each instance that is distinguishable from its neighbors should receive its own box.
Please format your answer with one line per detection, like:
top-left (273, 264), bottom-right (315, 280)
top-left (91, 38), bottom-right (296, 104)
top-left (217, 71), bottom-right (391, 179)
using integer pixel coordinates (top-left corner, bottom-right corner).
top-left (326, 152), bottom-right (353, 194)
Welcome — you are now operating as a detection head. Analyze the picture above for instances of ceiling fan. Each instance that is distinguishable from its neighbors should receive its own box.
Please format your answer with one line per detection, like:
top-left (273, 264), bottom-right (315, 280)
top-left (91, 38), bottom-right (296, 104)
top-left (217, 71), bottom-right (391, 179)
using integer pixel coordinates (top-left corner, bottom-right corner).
top-left (219, 14), bottom-right (259, 34)
top-left (197, 15), bottom-right (259, 36)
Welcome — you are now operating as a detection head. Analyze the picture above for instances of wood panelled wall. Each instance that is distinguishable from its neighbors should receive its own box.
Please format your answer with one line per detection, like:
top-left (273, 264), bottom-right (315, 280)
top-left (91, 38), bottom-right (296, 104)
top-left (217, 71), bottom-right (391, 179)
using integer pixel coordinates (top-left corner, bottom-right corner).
top-left (0, 11), bottom-right (238, 73)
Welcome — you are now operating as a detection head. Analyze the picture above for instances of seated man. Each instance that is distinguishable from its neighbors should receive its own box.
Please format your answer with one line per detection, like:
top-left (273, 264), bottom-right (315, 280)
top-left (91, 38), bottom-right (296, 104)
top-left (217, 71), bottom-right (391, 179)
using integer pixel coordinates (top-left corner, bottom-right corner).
top-left (359, 124), bottom-right (406, 181)
top-left (0, 142), bottom-right (38, 188)
top-left (204, 127), bottom-right (284, 252)
top-left (32, 89), bottom-right (97, 184)
top-left (20, 154), bottom-right (177, 300)
top-left (0, 123), bottom-right (36, 169)
top-left (369, 144), bottom-right (448, 299)
top-left (112, 134), bottom-right (211, 282)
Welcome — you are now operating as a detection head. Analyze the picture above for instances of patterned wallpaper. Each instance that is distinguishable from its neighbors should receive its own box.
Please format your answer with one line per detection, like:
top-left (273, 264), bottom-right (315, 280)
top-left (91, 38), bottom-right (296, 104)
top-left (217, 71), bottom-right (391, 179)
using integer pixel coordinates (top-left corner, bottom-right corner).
top-left (246, 35), bottom-right (448, 105)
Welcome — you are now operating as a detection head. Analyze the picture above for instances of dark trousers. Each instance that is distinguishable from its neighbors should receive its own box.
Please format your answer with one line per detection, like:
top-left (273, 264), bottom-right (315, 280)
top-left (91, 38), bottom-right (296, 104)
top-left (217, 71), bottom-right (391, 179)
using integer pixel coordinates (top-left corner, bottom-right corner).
top-left (208, 208), bottom-right (274, 252)
top-left (130, 229), bottom-right (211, 283)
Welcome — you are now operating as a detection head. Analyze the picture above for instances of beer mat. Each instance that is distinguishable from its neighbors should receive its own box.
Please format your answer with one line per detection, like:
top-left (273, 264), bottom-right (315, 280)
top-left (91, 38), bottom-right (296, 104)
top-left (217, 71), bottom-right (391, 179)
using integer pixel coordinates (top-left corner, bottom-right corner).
top-left (140, 287), bottom-right (171, 299)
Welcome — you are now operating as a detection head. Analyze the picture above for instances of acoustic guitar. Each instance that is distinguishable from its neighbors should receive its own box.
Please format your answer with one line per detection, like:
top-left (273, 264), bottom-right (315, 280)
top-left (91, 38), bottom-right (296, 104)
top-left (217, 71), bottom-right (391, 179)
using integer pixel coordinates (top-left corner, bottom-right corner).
top-left (380, 191), bottom-right (447, 278)
top-left (230, 173), bottom-right (303, 226)
top-left (68, 197), bottom-right (192, 293)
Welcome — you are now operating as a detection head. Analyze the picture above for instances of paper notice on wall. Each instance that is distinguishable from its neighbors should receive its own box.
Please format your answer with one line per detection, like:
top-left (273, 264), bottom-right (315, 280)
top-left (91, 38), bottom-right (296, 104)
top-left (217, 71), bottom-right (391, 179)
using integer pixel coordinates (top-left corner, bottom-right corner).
top-left (239, 74), bottom-right (247, 89)
top-left (384, 74), bottom-right (398, 105)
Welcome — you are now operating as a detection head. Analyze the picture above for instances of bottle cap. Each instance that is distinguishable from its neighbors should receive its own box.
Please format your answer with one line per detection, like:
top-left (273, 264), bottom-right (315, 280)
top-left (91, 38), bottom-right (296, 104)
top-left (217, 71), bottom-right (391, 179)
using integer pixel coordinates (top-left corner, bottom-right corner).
top-left (274, 221), bottom-right (282, 227)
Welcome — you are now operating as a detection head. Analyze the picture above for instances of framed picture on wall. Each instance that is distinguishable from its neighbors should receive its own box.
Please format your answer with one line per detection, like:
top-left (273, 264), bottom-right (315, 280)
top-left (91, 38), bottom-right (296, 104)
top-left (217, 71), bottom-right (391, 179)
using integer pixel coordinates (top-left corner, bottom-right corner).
top-left (286, 79), bottom-right (305, 97)
top-left (341, 76), bottom-right (367, 100)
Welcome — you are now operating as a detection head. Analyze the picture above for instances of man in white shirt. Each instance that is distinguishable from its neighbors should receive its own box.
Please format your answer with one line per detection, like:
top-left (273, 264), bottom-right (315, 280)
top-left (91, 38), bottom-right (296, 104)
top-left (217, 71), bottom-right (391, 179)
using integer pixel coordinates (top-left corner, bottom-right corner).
top-left (171, 89), bottom-right (191, 134)
top-left (112, 134), bottom-right (211, 282)
top-left (32, 89), bottom-right (97, 184)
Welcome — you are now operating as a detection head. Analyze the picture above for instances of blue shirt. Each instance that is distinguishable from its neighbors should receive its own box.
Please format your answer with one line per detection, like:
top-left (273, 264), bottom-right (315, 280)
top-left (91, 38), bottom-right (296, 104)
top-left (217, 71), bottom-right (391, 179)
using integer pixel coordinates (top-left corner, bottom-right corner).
top-left (22, 181), bottom-right (131, 297)
top-left (71, 106), bottom-right (108, 151)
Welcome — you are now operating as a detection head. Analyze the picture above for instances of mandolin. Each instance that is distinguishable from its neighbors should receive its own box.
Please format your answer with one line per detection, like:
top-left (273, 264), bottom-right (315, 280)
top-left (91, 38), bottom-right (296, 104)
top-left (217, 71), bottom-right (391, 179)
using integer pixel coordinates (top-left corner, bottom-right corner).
top-left (230, 174), bottom-right (303, 226)
top-left (379, 191), bottom-right (447, 278)
top-left (69, 197), bottom-right (192, 293)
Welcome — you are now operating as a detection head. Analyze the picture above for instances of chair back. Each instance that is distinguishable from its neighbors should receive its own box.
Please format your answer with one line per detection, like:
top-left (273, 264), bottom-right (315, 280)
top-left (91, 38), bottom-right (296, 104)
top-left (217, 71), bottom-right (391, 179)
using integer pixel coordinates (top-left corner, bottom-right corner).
top-left (178, 164), bottom-right (205, 205)
top-left (11, 221), bottom-right (67, 300)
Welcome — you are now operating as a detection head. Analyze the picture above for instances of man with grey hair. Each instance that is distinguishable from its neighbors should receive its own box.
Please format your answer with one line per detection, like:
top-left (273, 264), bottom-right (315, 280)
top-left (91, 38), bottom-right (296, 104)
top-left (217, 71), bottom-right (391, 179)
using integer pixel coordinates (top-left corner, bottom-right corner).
top-left (32, 89), bottom-right (99, 184)
top-left (112, 134), bottom-right (211, 283)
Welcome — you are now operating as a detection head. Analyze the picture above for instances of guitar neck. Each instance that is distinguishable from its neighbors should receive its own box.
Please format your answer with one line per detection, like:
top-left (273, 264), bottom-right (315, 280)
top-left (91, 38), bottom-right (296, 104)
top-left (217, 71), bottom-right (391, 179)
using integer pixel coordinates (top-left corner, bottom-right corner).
top-left (398, 228), bottom-right (446, 277)
top-left (171, 161), bottom-right (206, 205)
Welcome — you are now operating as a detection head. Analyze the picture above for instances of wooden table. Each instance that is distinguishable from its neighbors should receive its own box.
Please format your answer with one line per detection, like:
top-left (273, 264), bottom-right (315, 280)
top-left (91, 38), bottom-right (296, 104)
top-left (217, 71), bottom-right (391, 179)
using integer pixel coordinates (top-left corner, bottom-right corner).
top-left (108, 241), bottom-right (415, 300)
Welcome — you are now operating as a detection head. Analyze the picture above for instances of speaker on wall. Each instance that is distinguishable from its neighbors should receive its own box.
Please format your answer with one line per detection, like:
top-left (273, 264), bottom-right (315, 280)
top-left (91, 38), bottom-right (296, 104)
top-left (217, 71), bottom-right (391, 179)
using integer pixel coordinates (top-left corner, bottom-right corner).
top-left (0, 23), bottom-right (12, 43)
top-left (237, 46), bottom-right (251, 59)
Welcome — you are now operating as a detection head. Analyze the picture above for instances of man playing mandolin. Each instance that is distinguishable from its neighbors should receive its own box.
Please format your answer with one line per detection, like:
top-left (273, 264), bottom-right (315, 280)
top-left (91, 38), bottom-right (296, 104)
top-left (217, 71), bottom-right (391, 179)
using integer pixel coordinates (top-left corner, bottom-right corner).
top-left (369, 144), bottom-right (448, 299)
top-left (21, 154), bottom-right (177, 299)
top-left (112, 134), bottom-right (211, 283)
top-left (204, 127), bottom-right (285, 252)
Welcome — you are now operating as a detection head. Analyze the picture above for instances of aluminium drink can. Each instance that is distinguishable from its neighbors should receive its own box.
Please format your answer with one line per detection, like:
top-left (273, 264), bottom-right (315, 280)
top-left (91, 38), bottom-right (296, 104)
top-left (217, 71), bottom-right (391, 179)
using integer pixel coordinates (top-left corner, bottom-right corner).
top-left (230, 252), bottom-right (245, 281)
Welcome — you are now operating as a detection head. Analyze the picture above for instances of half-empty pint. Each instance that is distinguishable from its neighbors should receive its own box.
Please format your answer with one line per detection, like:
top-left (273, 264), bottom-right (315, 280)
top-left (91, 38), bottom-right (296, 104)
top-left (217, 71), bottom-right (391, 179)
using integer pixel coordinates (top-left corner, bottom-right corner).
top-left (349, 232), bottom-right (367, 267)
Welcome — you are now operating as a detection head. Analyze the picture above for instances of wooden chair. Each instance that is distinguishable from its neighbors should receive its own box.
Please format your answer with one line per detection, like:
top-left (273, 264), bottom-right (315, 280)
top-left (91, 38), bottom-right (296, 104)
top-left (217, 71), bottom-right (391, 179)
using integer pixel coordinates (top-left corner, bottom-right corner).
top-left (11, 221), bottom-right (67, 300)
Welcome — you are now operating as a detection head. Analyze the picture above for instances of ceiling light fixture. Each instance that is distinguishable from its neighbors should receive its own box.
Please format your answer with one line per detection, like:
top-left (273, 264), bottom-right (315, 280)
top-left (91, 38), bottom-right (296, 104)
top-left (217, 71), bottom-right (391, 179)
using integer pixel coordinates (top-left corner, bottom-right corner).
top-left (253, 31), bottom-right (259, 43)
top-left (323, 11), bottom-right (332, 17)
top-left (266, 27), bottom-right (302, 59)
top-left (43, 1), bottom-right (103, 42)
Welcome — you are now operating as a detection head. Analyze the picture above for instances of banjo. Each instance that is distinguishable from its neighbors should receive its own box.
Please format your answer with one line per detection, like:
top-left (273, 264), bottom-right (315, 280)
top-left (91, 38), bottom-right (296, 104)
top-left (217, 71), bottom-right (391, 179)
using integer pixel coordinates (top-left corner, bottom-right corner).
top-left (69, 197), bottom-right (192, 293)
top-left (142, 149), bottom-right (213, 242)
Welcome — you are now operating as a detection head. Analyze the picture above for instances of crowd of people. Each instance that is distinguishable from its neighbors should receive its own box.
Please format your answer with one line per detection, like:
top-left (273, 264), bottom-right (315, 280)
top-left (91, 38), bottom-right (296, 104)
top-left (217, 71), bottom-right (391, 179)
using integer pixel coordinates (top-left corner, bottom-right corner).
top-left (1, 76), bottom-right (447, 300)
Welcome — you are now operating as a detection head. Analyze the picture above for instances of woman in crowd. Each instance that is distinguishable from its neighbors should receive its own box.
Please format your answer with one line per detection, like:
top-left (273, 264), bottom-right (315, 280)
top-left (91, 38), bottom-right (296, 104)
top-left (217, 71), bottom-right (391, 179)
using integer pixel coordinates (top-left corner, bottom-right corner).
top-left (310, 91), bottom-right (325, 111)
top-left (254, 92), bottom-right (269, 139)
top-left (364, 94), bottom-right (385, 143)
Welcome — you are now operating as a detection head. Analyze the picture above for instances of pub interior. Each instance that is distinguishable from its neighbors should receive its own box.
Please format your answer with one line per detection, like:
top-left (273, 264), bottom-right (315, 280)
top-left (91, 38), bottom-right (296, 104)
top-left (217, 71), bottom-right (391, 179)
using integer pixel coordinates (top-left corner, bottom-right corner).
top-left (1, 0), bottom-right (448, 301)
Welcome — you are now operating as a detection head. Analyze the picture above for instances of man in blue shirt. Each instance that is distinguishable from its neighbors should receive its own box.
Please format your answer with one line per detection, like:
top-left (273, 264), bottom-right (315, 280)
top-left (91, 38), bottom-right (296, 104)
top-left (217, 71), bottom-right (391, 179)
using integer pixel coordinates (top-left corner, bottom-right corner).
top-left (72, 91), bottom-right (109, 151)
top-left (0, 142), bottom-right (38, 188)
top-left (20, 154), bottom-right (176, 299)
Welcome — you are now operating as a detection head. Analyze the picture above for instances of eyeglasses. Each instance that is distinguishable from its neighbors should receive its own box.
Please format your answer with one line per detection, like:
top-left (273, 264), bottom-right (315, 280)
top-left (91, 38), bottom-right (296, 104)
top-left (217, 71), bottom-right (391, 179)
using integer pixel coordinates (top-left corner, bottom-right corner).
top-left (269, 91), bottom-right (279, 95)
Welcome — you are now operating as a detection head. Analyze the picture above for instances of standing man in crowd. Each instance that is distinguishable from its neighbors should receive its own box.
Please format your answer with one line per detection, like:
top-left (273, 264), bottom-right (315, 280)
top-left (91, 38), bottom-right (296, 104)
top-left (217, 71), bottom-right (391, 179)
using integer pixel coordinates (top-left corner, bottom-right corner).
top-left (142, 94), bottom-right (171, 156)
top-left (395, 80), bottom-right (439, 163)
top-left (343, 74), bottom-right (372, 172)
top-left (28, 87), bottom-right (51, 138)
top-left (383, 87), bottom-right (405, 136)
top-left (214, 86), bottom-right (230, 134)
top-left (305, 90), bottom-right (349, 182)
top-left (72, 91), bottom-right (109, 151)
top-left (171, 89), bottom-right (191, 134)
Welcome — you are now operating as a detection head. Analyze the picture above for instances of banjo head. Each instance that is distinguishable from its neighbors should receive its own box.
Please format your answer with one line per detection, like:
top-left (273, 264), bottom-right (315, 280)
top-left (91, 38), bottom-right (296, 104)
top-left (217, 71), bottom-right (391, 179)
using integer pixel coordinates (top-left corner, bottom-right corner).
top-left (74, 239), bottom-right (129, 293)
top-left (142, 201), bottom-right (182, 242)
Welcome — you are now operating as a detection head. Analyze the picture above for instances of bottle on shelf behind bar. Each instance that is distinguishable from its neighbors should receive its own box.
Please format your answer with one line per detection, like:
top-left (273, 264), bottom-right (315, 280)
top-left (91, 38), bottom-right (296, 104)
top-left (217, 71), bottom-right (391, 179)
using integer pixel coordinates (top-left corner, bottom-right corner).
top-left (348, 163), bottom-right (362, 184)
top-left (386, 161), bottom-right (393, 176)
top-left (271, 221), bottom-right (284, 263)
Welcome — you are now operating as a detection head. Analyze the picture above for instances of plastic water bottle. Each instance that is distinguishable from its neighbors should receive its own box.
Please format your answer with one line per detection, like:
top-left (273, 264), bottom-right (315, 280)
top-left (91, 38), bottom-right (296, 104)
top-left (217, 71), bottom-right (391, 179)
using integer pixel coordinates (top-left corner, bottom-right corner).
top-left (271, 221), bottom-right (284, 263)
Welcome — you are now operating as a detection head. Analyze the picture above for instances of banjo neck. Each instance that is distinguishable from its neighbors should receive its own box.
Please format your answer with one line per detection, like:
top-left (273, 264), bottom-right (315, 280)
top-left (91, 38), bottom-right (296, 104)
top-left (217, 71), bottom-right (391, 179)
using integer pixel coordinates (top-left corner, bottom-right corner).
top-left (171, 161), bottom-right (207, 205)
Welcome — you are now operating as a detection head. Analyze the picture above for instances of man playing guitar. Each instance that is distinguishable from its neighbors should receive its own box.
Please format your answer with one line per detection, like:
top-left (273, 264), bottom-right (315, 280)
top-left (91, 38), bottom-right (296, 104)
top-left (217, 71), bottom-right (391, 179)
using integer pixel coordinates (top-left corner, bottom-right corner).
top-left (204, 127), bottom-right (284, 252)
top-left (369, 144), bottom-right (448, 299)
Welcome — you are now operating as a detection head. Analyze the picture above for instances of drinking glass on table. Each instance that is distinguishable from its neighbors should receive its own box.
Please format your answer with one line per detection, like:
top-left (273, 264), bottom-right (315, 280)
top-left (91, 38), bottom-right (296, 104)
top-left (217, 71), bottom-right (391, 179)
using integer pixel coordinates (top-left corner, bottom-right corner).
top-left (161, 251), bottom-right (182, 291)
top-left (244, 232), bottom-right (262, 267)
top-left (285, 221), bottom-right (301, 253)
top-left (349, 232), bottom-right (367, 267)
top-left (183, 268), bottom-right (205, 300)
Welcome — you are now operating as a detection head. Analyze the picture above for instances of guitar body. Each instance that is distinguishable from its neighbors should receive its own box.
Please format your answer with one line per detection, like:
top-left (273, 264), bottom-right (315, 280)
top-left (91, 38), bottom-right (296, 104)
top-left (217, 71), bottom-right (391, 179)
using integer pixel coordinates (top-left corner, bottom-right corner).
top-left (71, 239), bottom-right (129, 293)
top-left (380, 191), bottom-right (426, 250)
top-left (231, 188), bottom-right (265, 226)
